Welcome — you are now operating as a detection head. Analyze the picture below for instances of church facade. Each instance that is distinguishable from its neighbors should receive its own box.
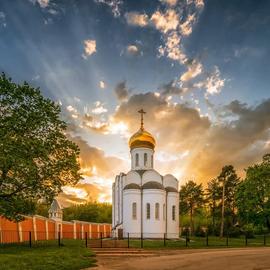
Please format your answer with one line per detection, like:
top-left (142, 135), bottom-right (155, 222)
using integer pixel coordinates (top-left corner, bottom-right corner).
top-left (112, 110), bottom-right (179, 239)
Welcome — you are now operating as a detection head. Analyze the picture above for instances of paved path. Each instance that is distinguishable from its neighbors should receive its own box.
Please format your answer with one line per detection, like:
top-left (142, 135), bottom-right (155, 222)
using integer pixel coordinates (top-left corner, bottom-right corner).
top-left (92, 247), bottom-right (270, 270)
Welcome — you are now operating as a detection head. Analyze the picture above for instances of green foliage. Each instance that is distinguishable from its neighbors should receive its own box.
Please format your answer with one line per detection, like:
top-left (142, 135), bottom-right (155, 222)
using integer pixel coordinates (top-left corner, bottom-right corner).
top-left (206, 178), bottom-right (222, 231)
top-left (0, 73), bottom-right (81, 221)
top-left (35, 203), bottom-right (50, 218)
top-left (218, 165), bottom-right (240, 237)
top-left (63, 202), bottom-right (112, 223)
top-left (179, 180), bottom-right (204, 235)
top-left (236, 154), bottom-right (270, 230)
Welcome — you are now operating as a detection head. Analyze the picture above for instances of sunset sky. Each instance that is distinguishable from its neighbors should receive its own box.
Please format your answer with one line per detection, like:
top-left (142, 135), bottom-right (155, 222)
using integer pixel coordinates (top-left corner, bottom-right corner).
top-left (1, 0), bottom-right (270, 206)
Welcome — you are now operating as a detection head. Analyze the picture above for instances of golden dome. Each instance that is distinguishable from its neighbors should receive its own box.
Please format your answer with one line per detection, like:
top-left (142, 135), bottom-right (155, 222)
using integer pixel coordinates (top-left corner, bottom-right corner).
top-left (129, 109), bottom-right (156, 150)
top-left (129, 128), bottom-right (156, 150)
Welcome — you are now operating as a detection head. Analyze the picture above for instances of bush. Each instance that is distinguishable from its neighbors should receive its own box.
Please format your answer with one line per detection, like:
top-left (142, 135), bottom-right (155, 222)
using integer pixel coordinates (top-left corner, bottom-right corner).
top-left (241, 224), bottom-right (255, 238)
top-left (194, 227), bottom-right (206, 237)
top-left (227, 227), bottom-right (241, 238)
top-left (207, 224), bottom-right (220, 236)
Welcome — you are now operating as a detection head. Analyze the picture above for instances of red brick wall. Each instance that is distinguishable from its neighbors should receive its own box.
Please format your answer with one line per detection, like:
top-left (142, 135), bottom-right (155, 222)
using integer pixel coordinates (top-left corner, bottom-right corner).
top-left (62, 223), bottom-right (73, 239)
top-left (0, 216), bottom-right (111, 243)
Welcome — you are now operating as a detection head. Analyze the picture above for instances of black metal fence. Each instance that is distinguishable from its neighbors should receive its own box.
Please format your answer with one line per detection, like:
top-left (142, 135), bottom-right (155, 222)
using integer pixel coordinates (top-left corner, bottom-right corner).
top-left (1, 230), bottom-right (270, 249)
top-left (0, 231), bottom-right (110, 248)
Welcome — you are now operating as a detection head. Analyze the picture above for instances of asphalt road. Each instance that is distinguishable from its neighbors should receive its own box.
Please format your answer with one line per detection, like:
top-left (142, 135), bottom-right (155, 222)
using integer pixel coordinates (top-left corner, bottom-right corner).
top-left (94, 247), bottom-right (270, 270)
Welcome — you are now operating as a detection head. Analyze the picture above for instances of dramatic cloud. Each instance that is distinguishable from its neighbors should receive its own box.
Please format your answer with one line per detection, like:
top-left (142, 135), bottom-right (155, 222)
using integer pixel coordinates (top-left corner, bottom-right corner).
top-left (158, 31), bottom-right (187, 64)
top-left (91, 101), bottom-right (108, 115)
top-left (82, 39), bottom-right (96, 59)
top-left (29, 0), bottom-right (50, 8)
top-left (150, 9), bottom-right (179, 34)
top-left (113, 92), bottom-right (270, 183)
top-left (126, 45), bottom-right (139, 56)
top-left (114, 81), bottom-right (129, 101)
top-left (57, 135), bottom-right (127, 205)
top-left (180, 60), bottom-right (203, 82)
top-left (125, 12), bottom-right (149, 27)
top-left (94, 0), bottom-right (123, 17)
top-left (161, 0), bottom-right (178, 7)
top-left (149, 0), bottom-right (225, 97)
top-left (159, 80), bottom-right (184, 97)
top-left (179, 13), bottom-right (196, 36)
top-left (194, 66), bottom-right (225, 95)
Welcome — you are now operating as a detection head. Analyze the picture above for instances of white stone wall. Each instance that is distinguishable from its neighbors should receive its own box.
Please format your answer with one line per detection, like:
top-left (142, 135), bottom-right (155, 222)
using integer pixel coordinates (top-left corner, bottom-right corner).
top-left (166, 192), bottom-right (179, 238)
top-left (112, 183), bottom-right (115, 228)
top-left (125, 170), bottom-right (141, 186)
top-left (142, 170), bottom-right (162, 185)
top-left (163, 174), bottom-right (178, 189)
top-left (130, 148), bottom-right (154, 170)
top-left (123, 189), bottom-right (141, 238)
top-left (142, 189), bottom-right (166, 238)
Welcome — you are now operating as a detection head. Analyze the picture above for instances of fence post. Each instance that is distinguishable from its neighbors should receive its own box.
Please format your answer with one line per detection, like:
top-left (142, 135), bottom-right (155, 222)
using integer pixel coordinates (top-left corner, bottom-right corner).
top-left (29, 231), bottom-right (32, 248)
top-left (100, 232), bottom-right (103, 248)
top-left (264, 234), bottom-right (266, 246)
top-left (164, 233), bottom-right (166, 247)
top-left (226, 232), bottom-right (229, 247)
top-left (58, 231), bottom-right (61, 247)
top-left (206, 231), bottom-right (209, 247)
top-left (141, 233), bottom-right (143, 248)
top-left (85, 232), bottom-right (88, 248)
top-left (245, 234), bottom-right (248, 246)
top-left (128, 233), bottom-right (129, 248)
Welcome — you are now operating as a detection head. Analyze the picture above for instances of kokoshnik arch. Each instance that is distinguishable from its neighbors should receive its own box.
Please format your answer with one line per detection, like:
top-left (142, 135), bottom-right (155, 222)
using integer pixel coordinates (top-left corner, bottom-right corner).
top-left (112, 109), bottom-right (179, 239)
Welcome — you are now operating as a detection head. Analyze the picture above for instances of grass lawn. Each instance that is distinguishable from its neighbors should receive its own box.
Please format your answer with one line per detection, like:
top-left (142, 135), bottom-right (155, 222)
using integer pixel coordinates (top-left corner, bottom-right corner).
top-left (0, 240), bottom-right (96, 270)
top-left (129, 235), bottom-right (270, 249)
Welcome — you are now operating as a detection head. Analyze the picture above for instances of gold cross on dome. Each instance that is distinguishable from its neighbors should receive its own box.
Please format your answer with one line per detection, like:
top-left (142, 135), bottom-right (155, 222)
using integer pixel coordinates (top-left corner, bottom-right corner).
top-left (138, 109), bottom-right (146, 130)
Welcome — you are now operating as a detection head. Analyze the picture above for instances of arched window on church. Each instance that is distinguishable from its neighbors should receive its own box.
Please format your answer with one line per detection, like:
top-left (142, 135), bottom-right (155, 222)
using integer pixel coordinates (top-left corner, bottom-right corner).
top-left (135, 153), bottom-right (139, 167)
top-left (155, 203), bottom-right (159, 219)
top-left (163, 204), bottom-right (166, 220)
top-left (151, 155), bottom-right (153, 167)
top-left (132, 202), bottom-right (137, 219)
top-left (144, 153), bottom-right (147, 166)
top-left (172, 205), bottom-right (176, 221)
top-left (146, 203), bottom-right (150, 219)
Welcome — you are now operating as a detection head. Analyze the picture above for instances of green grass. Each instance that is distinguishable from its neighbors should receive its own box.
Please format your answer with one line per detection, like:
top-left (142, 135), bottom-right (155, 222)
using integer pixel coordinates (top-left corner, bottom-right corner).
top-left (129, 235), bottom-right (270, 249)
top-left (0, 240), bottom-right (96, 270)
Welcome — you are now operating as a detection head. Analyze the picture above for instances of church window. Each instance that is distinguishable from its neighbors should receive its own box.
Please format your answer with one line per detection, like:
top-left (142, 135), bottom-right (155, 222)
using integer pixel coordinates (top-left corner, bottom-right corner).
top-left (144, 153), bottom-right (147, 166)
top-left (163, 204), bottom-right (166, 220)
top-left (172, 205), bottom-right (176, 221)
top-left (151, 155), bottom-right (153, 167)
top-left (135, 153), bottom-right (139, 167)
top-left (132, 202), bottom-right (137, 219)
top-left (155, 203), bottom-right (159, 219)
top-left (146, 203), bottom-right (150, 219)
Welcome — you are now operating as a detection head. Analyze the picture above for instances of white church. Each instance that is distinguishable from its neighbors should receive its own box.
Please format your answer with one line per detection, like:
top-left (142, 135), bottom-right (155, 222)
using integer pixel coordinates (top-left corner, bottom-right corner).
top-left (112, 109), bottom-right (179, 239)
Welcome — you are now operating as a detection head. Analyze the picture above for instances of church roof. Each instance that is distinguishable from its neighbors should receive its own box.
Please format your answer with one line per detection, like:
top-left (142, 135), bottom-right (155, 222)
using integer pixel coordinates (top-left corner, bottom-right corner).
top-left (142, 181), bottom-right (165, 190)
top-left (128, 109), bottom-right (156, 150)
top-left (165, 186), bottom-right (178, 193)
top-left (135, 169), bottom-right (147, 177)
top-left (123, 183), bottom-right (141, 190)
top-left (48, 199), bottom-right (63, 213)
top-left (129, 128), bottom-right (156, 150)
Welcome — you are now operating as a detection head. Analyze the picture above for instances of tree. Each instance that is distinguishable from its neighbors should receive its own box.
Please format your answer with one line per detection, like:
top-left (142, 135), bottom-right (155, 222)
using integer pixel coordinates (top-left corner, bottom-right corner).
top-left (206, 178), bottom-right (221, 231)
top-left (0, 73), bottom-right (81, 220)
top-left (218, 165), bottom-right (240, 237)
top-left (236, 154), bottom-right (270, 230)
top-left (179, 180), bottom-right (204, 235)
top-left (63, 202), bottom-right (112, 223)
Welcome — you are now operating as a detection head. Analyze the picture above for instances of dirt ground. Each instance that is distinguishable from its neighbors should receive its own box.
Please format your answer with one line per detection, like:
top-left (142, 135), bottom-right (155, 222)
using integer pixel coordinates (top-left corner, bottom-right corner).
top-left (92, 247), bottom-right (270, 270)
